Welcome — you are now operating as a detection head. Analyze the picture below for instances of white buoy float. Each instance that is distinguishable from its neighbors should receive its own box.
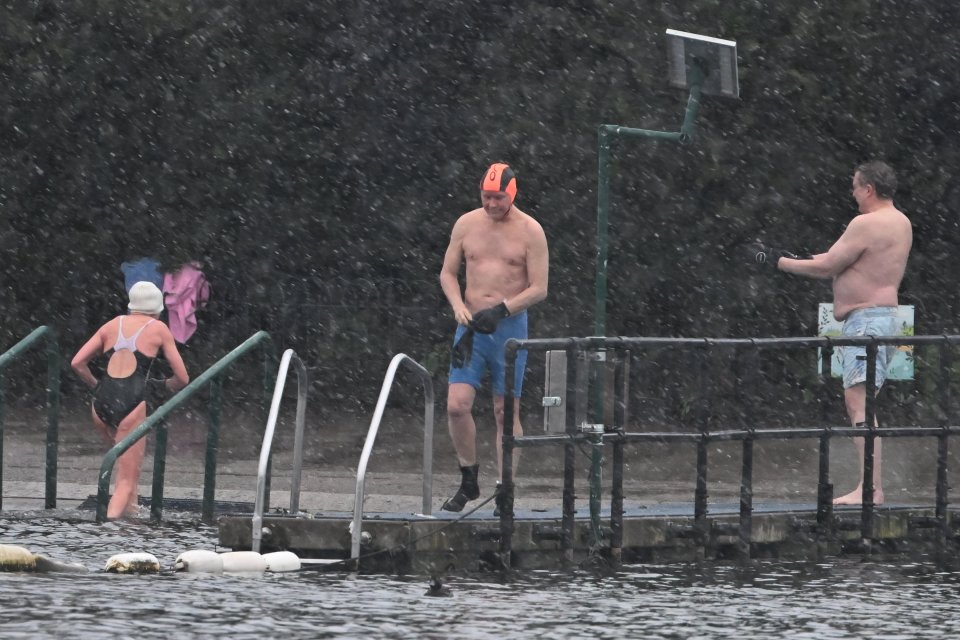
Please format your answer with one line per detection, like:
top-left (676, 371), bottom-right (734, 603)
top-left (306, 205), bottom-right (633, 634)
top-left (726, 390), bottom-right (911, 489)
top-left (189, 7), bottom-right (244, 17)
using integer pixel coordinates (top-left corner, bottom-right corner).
top-left (262, 551), bottom-right (301, 572)
top-left (0, 544), bottom-right (37, 571)
top-left (174, 550), bottom-right (224, 574)
top-left (219, 551), bottom-right (267, 573)
top-left (0, 544), bottom-right (88, 573)
top-left (104, 552), bottom-right (161, 574)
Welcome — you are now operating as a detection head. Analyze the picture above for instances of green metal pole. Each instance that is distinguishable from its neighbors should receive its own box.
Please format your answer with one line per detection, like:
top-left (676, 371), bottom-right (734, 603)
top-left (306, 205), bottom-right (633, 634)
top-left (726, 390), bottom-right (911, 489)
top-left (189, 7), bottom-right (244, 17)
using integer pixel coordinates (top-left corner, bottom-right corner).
top-left (44, 333), bottom-right (60, 509)
top-left (150, 419), bottom-right (168, 522)
top-left (679, 65), bottom-right (705, 143)
top-left (203, 374), bottom-right (224, 524)
top-left (589, 426), bottom-right (604, 549)
top-left (595, 126), bottom-right (613, 337)
top-left (0, 369), bottom-right (5, 512)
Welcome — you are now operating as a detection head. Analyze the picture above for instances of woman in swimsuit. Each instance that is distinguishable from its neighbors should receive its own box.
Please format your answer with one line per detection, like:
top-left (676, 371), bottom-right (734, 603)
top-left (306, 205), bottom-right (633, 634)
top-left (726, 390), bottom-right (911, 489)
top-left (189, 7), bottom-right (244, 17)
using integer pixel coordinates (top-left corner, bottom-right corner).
top-left (71, 281), bottom-right (190, 519)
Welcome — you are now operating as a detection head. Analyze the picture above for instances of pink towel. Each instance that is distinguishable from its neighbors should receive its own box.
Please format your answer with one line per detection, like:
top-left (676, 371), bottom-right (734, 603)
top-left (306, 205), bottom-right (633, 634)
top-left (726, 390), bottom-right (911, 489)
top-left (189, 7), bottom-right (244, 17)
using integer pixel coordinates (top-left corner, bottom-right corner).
top-left (162, 263), bottom-right (210, 344)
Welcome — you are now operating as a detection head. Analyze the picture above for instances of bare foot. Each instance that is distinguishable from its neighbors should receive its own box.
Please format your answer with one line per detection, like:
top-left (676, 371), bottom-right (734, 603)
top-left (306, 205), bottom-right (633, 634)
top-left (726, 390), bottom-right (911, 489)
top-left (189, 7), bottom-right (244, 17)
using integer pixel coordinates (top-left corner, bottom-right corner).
top-left (833, 486), bottom-right (884, 505)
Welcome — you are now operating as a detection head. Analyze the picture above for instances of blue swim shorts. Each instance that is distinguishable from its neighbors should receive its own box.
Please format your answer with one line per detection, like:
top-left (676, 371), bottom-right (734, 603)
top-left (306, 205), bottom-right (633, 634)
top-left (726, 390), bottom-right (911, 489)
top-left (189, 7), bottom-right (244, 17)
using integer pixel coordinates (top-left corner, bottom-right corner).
top-left (840, 306), bottom-right (899, 390)
top-left (448, 311), bottom-right (528, 396)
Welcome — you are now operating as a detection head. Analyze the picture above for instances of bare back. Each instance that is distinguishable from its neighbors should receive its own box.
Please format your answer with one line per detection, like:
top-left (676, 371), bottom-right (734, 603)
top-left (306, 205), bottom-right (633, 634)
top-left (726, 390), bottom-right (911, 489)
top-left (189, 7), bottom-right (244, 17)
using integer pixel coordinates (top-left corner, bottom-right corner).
top-left (831, 205), bottom-right (912, 319)
top-left (101, 315), bottom-right (167, 378)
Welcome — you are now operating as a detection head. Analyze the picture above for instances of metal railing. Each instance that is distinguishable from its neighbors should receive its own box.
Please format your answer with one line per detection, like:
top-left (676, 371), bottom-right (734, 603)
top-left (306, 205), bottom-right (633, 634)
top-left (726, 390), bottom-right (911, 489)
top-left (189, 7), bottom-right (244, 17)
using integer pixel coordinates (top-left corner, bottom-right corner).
top-left (96, 331), bottom-right (275, 523)
top-left (352, 353), bottom-right (435, 560)
top-left (498, 335), bottom-right (958, 567)
top-left (0, 326), bottom-right (61, 509)
top-left (252, 349), bottom-right (308, 553)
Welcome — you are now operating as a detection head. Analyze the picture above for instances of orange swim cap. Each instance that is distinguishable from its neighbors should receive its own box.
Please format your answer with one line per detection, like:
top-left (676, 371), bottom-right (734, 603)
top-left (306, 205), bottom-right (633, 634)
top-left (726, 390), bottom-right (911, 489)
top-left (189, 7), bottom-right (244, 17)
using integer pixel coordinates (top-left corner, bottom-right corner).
top-left (480, 163), bottom-right (517, 202)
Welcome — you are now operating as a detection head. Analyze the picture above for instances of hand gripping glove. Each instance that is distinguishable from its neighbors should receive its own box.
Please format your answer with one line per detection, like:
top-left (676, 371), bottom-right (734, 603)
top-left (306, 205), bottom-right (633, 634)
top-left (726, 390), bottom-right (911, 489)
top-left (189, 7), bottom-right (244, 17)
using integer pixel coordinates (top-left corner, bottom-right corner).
top-left (470, 302), bottom-right (511, 334)
top-left (748, 242), bottom-right (808, 267)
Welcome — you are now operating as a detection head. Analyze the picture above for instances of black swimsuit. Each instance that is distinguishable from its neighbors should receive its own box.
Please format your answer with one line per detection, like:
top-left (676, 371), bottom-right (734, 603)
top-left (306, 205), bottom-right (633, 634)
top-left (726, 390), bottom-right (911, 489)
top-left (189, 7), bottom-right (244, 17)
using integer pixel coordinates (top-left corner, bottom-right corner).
top-left (92, 318), bottom-right (157, 429)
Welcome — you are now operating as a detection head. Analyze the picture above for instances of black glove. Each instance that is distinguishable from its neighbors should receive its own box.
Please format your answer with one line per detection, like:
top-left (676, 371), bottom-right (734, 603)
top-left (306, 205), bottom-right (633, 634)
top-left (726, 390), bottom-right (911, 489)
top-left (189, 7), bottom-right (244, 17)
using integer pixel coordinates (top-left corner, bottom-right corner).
top-left (748, 242), bottom-right (807, 267)
top-left (451, 328), bottom-right (475, 368)
top-left (470, 302), bottom-right (511, 334)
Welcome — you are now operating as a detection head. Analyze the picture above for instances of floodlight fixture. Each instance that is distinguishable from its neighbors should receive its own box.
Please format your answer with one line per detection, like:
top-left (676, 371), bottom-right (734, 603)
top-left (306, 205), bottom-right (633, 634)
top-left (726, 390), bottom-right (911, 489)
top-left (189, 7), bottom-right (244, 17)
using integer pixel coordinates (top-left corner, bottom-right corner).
top-left (666, 28), bottom-right (739, 99)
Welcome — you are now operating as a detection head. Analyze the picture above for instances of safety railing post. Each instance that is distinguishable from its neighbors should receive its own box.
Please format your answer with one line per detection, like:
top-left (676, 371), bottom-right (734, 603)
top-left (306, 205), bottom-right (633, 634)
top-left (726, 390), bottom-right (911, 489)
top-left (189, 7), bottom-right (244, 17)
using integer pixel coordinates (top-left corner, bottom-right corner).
top-left (44, 334), bottom-right (61, 509)
top-left (203, 373), bottom-right (224, 524)
top-left (936, 340), bottom-right (952, 545)
top-left (561, 343), bottom-right (578, 566)
top-left (738, 434), bottom-right (754, 560)
top-left (693, 347), bottom-right (710, 550)
top-left (817, 344), bottom-right (834, 538)
top-left (860, 341), bottom-right (879, 548)
top-left (499, 341), bottom-right (518, 569)
top-left (150, 419), bottom-right (169, 522)
top-left (0, 369), bottom-right (5, 511)
top-left (609, 350), bottom-right (628, 569)
top-left (0, 326), bottom-right (62, 510)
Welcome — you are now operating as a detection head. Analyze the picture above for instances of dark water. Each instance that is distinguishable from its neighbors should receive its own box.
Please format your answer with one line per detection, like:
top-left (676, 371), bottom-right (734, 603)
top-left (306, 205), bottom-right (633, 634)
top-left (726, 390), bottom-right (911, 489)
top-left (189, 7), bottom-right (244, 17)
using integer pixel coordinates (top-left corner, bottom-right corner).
top-left (2, 513), bottom-right (960, 639)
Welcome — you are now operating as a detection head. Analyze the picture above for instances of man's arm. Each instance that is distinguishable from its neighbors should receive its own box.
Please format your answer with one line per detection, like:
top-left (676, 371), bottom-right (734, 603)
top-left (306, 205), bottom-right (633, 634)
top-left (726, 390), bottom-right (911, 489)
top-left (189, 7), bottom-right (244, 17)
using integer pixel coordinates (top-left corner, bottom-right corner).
top-left (779, 219), bottom-right (866, 279)
top-left (504, 220), bottom-right (549, 314)
top-left (439, 218), bottom-right (471, 326)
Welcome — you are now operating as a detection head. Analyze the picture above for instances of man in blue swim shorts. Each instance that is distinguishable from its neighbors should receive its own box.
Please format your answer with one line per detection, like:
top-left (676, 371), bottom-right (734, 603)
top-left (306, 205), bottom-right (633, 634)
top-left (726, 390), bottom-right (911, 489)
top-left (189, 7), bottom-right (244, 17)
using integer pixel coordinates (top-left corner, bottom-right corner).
top-left (752, 161), bottom-right (912, 505)
top-left (438, 163), bottom-right (549, 512)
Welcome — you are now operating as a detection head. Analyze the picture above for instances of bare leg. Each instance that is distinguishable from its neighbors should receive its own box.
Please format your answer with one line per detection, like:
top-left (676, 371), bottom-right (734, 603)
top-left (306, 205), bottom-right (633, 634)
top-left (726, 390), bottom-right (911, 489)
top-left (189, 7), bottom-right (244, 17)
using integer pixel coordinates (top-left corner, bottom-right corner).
top-left (834, 384), bottom-right (884, 505)
top-left (442, 384), bottom-right (481, 511)
top-left (493, 395), bottom-right (523, 482)
top-left (90, 404), bottom-right (115, 448)
top-left (447, 383), bottom-right (478, 466)
top-left (107, 401), bottom-right (147, 519)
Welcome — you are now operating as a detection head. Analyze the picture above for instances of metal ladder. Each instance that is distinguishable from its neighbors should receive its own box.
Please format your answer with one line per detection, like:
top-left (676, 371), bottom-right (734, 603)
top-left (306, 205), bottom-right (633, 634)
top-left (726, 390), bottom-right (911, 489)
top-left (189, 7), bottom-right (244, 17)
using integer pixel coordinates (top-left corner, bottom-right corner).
top-left (252, 350), bottom-right (436, 564)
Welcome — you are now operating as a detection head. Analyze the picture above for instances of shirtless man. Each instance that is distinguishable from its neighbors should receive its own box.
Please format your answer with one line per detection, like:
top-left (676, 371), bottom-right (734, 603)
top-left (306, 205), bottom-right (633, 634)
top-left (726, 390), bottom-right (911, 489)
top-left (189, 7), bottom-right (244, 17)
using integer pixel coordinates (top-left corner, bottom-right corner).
top-left (439, 163), bottom-right (549, 512)
top-left (753, 161), bottom-right (912, 505)
top-left (72, 281), bottom-right (190, 519)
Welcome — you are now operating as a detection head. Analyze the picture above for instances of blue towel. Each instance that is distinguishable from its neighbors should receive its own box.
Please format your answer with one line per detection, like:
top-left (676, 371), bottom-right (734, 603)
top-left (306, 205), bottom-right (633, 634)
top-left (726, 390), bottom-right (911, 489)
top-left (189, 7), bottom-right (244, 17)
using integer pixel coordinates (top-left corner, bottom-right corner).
top-left (121, 257), bottom-right (163, 292)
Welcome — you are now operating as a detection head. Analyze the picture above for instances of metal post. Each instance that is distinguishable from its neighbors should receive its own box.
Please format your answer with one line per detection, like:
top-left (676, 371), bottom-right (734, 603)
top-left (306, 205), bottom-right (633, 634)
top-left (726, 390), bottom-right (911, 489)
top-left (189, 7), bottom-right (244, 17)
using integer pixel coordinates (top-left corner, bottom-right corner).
top-left (679, 64), bottom-right (705, 142)
top-left (594, 128), bottom-right (612, 337)
top-left (739, 435), bottom-right (754, 560)
top-left (694, 347), bottom-right (710, 549)
top-left (203, 374), bottom-right (224, 524)
top-left (150, 420), bottom-right (168, 521)
top-left (0, 369), bottom-right (4, 511)
top-left (861, 341), bottom-right (878, 547)
top-left (44, 335), bottom-right (61, 509)
top-left (609, 351), bottom-right (628, 569)
top-left (694, 435), bottom-right (709, 549)
top-left (817, 345), bottom-right (834, 533)
top-left (561, 344), bottom-right (578, 566)
top-left (588, 424), bottom-right (604, 550)
top-left (936, 340), bottom-right (952, 544)
top-left (498, 341), bottom-right (518, 568)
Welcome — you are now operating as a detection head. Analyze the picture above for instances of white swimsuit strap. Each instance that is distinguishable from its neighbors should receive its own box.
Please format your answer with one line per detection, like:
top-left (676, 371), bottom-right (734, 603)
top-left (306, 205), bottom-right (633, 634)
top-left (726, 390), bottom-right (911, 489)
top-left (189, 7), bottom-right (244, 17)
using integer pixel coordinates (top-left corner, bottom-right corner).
top-left (112, 317), bottom-right (156, 353)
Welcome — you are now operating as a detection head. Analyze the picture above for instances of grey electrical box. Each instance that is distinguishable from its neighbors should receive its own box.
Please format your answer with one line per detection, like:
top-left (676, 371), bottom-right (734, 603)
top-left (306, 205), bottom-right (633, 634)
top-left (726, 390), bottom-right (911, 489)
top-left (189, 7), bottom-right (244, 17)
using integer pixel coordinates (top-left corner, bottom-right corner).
top-left (543, 350), bottom-right (567, 433)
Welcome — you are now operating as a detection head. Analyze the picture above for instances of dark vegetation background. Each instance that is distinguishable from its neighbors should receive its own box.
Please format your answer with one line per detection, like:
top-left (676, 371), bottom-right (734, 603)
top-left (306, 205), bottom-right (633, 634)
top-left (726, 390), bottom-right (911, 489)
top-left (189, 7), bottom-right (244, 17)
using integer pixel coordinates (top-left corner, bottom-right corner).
top-left (2, 1), bottom-right (958, 429)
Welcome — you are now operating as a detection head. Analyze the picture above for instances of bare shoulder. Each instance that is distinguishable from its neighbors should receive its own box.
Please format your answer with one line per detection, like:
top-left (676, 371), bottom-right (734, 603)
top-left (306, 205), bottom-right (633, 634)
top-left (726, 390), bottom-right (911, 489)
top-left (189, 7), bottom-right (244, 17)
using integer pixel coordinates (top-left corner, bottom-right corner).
top-left (97, 316), bottom-right (120, 338)
top-left (514, 208), bottom-right (546, 238)
top-left (153, 320), bottom-right (174, 336)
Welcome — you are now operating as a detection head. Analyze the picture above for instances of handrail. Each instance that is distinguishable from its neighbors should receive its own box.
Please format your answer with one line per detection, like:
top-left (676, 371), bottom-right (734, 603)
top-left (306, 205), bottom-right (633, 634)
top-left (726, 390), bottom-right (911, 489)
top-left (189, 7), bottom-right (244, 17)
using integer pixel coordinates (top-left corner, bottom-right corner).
top-left (252, 349), bottom-right (308, 553)
top-left (351, 353), bottom-right (435, 560)
top-left (0, 326), bottom-right (61, 509)
top-left (499, 333), bottom-right (959, 566)
top-left (96, 330), bottom-right (276, 523)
